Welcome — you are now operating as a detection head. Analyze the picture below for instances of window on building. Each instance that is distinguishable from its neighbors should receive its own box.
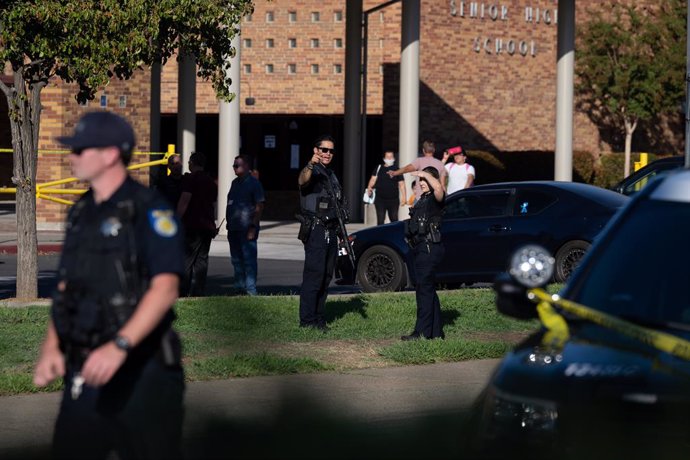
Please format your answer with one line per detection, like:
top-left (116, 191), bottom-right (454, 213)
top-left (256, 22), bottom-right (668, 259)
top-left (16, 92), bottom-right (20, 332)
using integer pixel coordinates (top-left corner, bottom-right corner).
top-left (243, 38), bottom-right (252, 48)
top-left (311, 12), bottom-right (320, 22)
top-left (265, 64), bottom-right (274, 74)
top-left (244, 64), bottom-right (251, 74)
top-left (334, 38), bottom-right (343, 48)
top-left (266, 38), bottom-right (274, 48)
top-left (334, 10), bottom-right (343, 22)
top-left (288, 64), bottom-right (297, 74)
top-left (311, 38), bottom-right (319, 48)
top-left (333, 64), bottom-right (342, 74)
top-left (311, 64), bottom-right (319, 74)
top-left (288, 38), bottom-right (297, 48)
top-left (266, 11), bottom-right (274, 22)
top-left (288, 11), bottom-right (297, 22)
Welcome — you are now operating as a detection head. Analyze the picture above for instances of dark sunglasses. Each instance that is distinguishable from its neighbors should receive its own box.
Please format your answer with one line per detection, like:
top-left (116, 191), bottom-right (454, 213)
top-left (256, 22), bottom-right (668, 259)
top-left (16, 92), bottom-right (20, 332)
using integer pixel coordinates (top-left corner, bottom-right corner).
top-left (232, 163), bottom-right (242, 168)
top-left (318, 147), bottom-right (335, 154)
top-left (71, 149), bottom-right (85, 156)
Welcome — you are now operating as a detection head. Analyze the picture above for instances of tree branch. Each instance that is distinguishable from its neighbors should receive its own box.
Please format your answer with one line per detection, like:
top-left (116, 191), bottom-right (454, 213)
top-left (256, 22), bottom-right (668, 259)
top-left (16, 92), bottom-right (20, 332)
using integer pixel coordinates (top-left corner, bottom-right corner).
top-left (0, 78), bottom-right (10, 98)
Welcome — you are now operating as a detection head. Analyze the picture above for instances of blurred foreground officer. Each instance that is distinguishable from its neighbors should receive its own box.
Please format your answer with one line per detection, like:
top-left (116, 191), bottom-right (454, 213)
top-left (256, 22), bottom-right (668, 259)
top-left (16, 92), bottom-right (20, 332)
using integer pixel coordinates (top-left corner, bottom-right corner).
top-left (402, 167), bottom-right (446, 340)
top-left (33, 112), bottom-right (185, 460)
top-left (297, 135), bottom-right (345, 331)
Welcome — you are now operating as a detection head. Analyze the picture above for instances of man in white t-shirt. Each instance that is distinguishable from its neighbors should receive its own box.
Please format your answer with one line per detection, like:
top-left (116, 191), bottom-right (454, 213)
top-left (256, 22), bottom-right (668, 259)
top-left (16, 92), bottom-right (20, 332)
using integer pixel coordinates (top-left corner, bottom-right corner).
top-left (442, 146), bottom-right (475, 195)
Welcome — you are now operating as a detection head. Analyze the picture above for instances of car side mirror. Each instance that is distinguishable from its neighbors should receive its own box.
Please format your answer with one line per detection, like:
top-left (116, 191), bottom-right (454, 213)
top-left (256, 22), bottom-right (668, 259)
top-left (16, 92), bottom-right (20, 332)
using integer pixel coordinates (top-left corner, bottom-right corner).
top-left (494, 245), bottom-right (555, 319)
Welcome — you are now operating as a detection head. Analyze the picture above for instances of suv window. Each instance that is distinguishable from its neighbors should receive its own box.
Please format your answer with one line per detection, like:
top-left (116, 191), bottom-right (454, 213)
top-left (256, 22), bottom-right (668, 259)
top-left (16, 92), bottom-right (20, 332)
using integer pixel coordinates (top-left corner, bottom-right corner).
top-left (569, 200), bottom-right (690, 325)
top-left (621, 165), bottom-right (679, 195)
top-left (445, 191), bottom-right (510, 219)
top-left (513, 189), bottom-right (556, 216)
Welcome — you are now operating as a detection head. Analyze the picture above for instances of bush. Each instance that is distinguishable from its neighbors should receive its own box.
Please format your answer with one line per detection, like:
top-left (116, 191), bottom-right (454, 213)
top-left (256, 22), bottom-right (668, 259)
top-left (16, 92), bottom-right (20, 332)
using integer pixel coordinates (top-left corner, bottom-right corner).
top-left (573, 150), bottom-right (596, 184)
top-left (593, 152), bottom-right (661, 189)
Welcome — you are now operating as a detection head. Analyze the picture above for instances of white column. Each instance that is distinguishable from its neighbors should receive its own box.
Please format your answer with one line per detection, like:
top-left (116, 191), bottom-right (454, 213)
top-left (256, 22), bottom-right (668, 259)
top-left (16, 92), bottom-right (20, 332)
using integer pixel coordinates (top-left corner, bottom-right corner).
top-left (217, 35), bottom-right (241, 236)
top-left (177, 52), bottom-right (197, 172)
top-left (399, 0), bottom-right (420, 218)
top-left (555, 0), bottom-right (575, 181)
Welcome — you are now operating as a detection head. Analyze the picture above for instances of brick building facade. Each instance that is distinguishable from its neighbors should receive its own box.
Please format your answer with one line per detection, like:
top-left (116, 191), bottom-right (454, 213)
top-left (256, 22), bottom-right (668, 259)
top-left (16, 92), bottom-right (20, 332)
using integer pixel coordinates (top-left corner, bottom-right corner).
top-left (0, 0), bottom-right (682, 226)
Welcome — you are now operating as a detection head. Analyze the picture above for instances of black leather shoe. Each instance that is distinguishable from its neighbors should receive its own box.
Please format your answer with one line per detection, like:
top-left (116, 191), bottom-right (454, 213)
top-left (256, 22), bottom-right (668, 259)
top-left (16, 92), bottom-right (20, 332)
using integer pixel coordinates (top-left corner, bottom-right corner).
top-left (400, 333), bottom-right (421, 341)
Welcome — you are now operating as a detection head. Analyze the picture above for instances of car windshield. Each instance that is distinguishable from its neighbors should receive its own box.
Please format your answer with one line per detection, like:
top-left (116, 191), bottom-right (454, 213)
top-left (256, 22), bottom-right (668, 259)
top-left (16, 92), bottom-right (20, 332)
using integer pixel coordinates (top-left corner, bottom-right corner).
top-left (568, 200), bottom-right (690, 327)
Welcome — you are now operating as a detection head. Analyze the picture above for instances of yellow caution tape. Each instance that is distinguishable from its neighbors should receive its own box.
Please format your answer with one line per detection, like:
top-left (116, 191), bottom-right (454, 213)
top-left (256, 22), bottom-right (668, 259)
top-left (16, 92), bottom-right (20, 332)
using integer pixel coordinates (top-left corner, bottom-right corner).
top-left (530, 288), bottom-right (690, 361)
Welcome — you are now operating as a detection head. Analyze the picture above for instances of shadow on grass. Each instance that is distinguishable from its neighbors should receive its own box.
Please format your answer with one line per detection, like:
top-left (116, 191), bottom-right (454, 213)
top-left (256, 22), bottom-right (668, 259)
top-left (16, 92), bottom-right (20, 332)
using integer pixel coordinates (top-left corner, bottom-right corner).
top-left (325, 295), bottom-right (368, 323)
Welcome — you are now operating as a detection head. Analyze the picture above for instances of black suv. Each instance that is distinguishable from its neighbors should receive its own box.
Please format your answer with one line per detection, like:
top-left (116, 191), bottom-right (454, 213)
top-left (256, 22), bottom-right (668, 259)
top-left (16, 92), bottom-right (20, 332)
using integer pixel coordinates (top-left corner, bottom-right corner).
top-left (613, 155), bottom-right (684, 196)
top-left (470, 168), bottom-right (690, 459)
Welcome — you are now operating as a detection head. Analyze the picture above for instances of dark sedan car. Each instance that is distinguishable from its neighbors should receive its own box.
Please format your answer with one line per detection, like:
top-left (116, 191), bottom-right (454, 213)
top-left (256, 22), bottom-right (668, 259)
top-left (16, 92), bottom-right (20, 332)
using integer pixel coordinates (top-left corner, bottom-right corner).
top-left (337, 181), bottom-right (628, 292)
top-left (470, 168), bottom-right (690, 459)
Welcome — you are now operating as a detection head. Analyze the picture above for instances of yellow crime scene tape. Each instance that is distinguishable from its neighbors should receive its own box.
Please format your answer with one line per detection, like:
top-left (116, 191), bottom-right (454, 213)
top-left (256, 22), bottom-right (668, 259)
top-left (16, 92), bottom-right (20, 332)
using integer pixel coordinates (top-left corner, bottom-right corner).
top-left (530, 288), bottom-right (690, 361)
top-left (0, 145), bottom-right (177, 205)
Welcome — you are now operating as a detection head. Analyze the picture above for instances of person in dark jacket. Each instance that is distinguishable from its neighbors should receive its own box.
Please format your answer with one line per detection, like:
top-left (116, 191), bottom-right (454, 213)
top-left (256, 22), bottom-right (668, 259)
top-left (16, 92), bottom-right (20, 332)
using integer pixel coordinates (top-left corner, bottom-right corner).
top-left (33, 111), bottom-right (185, 459)
top-left (401, 166), bottom-right (446, 340)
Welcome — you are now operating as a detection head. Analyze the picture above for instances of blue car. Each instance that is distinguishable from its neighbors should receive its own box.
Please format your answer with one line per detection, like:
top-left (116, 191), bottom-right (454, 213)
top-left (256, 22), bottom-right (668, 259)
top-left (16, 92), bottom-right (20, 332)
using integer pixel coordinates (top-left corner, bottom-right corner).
top-left (337, 181), bottom-right (628, 292)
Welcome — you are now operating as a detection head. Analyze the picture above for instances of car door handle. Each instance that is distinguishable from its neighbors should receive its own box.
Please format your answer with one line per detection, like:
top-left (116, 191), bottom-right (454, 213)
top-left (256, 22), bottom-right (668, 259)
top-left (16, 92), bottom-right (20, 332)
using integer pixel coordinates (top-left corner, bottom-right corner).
top-left (489, 225), bottom-right (509, 232)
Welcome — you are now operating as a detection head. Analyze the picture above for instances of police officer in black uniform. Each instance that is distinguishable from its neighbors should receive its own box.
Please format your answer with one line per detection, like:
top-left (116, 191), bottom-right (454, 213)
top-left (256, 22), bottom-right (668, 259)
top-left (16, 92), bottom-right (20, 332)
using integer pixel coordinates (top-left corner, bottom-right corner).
top-left (33, 111), bottom-right (185, 460)
top-left (297, 134), bottom-right (345, 331)
top-left (401, 166), bottom-right (446, 340)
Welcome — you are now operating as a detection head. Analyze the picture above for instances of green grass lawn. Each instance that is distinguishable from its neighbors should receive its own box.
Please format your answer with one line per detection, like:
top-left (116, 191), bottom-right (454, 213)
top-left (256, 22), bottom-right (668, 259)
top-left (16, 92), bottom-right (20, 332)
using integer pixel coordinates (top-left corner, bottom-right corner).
top-left (0, 288), bottom-right (541, 396)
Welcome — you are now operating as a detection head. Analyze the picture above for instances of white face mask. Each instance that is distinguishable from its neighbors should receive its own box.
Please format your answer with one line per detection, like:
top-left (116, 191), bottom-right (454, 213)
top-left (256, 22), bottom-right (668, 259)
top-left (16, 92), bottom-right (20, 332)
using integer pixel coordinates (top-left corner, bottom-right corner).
top-left (384, 159), bottom-right (395, 166)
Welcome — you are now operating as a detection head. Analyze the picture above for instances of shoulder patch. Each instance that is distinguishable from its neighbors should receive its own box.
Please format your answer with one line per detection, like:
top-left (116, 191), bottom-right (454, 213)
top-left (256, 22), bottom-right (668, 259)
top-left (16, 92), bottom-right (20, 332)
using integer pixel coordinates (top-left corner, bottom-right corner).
top-left (148, 209), bottom-right (178, 237)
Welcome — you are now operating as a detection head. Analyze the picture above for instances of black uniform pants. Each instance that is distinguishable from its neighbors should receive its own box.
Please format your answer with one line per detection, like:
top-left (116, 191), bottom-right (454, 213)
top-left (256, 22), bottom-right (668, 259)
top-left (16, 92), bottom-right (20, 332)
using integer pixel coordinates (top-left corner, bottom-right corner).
top-left (53, 354), bottom-right (185, 460)
top-left (374, 197), bottom-right (400, 225)
top-left (299, 223), bottom-right (337, 327)
top-left (181, 228), bottom-right (213, 296)
top-left (412, 241), bottom-right (445, 339)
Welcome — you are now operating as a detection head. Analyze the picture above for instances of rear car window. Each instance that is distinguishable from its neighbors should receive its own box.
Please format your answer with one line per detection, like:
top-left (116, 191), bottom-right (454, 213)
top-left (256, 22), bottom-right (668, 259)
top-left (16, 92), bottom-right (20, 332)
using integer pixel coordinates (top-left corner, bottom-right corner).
top-left (513, 189), bottom-right (557, 216)
top-left (445, 191), bottom-right (511, 219)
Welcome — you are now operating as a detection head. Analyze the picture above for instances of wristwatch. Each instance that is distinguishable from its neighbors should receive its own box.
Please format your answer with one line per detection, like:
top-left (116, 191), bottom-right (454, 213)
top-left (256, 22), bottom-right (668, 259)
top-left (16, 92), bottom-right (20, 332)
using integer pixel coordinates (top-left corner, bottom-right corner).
top-left (114, 335), bottom-right (132, 353)
top-left (306, 163), bottom-right (314, 170)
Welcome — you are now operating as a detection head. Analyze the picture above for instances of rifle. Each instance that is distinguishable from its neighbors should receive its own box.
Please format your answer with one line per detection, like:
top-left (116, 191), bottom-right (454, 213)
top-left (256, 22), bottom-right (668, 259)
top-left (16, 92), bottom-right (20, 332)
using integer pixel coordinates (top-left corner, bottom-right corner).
top-left (314, 163), bottom-right (356, 270)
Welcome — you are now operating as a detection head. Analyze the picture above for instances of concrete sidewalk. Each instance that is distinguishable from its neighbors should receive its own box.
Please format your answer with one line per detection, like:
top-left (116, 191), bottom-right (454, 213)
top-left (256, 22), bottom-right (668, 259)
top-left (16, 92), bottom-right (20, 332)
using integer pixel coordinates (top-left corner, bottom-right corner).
top-left (0, 359), bottom-right (499, 459)
top-left (0, 202), bottom-right (371, 261)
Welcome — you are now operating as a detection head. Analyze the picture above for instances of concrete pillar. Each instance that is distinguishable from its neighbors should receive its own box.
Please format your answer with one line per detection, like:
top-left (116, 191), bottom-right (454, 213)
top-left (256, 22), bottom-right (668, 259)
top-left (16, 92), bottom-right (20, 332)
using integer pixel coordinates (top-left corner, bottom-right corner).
top-left (177, 52), bottom-right (196, 172)
top-left (344, 0), bottom-right (363, 222)
top-left (555, 0), bottom-right (575, 181)
top-left (217, 36), bottom-right (241, 236)
top-left (399, 0), bottom-right (420, 219)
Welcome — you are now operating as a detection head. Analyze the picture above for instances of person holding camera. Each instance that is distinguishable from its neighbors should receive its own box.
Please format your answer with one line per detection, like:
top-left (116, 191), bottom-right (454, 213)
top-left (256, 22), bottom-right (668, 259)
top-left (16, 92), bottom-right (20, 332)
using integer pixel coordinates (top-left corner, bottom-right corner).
top-left (366, 150), bottom-right (406, 225)
top-left (401, 166), bottom-right (446, 341)
top-left (442, 145), bottom-right (475, 195)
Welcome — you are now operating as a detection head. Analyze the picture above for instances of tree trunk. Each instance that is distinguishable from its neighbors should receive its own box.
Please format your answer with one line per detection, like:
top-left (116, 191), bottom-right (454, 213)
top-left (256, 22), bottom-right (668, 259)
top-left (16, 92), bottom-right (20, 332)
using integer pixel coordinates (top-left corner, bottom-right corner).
top-left (5, 70), bottom-right (43, 299)
top-left (623, 117), bottom-right (638, 179)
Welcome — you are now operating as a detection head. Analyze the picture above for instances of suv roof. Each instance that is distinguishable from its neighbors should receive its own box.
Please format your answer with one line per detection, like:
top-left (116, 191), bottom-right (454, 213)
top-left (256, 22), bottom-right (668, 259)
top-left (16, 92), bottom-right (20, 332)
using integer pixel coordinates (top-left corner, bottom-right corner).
top-left (613, 156), bottom-right (684, 196)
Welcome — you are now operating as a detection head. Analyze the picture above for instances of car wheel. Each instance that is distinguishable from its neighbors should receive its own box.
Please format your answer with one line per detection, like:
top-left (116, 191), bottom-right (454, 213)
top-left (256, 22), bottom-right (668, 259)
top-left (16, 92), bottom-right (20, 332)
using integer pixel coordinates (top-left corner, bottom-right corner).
top-left (356, 245), bottom-right (406, 292)
top-left (554, 240), bottom-right (591, 282)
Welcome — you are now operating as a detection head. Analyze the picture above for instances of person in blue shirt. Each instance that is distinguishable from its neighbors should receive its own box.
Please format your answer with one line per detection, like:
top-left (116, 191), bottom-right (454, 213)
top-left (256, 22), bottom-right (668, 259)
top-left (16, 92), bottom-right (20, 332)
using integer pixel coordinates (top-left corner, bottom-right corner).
top-left (226, 154), bottom-right (265, 295)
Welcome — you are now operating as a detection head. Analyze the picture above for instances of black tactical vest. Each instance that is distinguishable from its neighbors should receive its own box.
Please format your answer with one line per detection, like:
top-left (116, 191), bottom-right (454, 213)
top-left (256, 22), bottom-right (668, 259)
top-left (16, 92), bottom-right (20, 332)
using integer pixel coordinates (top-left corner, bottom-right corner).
top-left (299, 167), bottom-right (343, 222)
top-left (52, 191), bottom-right (151, 349)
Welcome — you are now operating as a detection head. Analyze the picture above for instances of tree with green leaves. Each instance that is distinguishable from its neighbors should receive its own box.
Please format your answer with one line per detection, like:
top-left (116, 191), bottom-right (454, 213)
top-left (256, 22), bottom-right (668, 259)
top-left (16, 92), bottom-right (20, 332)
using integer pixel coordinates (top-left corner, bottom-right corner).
top-left (0, 0), bottom-right (252, 298)
top-left (575, 1), bottom-right (685, 178)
